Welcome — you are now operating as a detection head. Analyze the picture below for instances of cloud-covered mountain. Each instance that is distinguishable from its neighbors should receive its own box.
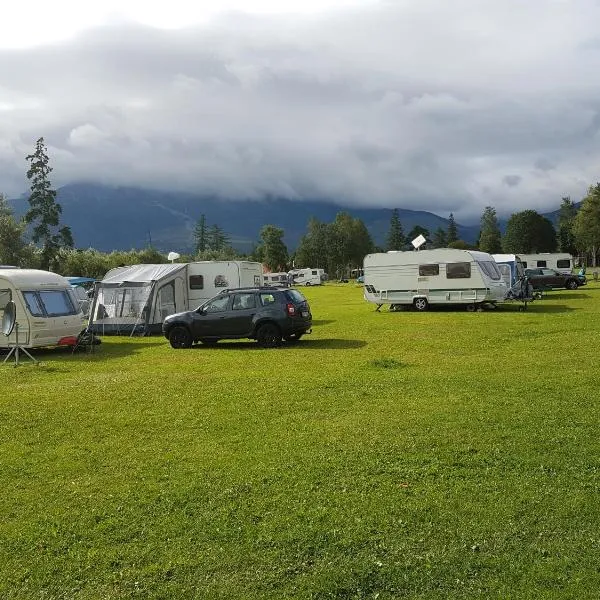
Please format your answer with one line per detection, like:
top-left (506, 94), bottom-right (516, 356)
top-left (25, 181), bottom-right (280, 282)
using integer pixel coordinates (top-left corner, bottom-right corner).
top-left (2, 0), bottom-right (599, 220)
top-left (10, 183), bottom-right (481, 252)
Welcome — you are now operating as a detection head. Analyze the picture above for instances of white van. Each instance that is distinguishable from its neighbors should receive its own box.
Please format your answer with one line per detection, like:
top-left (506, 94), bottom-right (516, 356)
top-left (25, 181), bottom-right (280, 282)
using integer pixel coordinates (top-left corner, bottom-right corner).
top-left (363, 248), bottom-right (508, 311)
top-left (0, 269), bottom-right (86, 348)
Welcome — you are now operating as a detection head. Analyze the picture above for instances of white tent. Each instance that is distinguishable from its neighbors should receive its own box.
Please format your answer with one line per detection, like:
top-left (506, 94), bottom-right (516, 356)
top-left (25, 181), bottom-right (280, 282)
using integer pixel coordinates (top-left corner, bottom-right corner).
top-left (90, 264), bottom-right (187, 335)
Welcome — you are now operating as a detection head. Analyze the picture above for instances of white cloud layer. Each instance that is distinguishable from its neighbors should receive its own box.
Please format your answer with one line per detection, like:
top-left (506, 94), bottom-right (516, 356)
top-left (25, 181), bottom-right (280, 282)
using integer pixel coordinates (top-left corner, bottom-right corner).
top-left (1, 0), bottom-right (600, 220)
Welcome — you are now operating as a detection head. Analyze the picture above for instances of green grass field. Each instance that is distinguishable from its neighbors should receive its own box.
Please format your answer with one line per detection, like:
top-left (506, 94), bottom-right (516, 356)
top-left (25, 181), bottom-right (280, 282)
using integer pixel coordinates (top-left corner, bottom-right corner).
top-left (1, 284), bottom-right (600, 599)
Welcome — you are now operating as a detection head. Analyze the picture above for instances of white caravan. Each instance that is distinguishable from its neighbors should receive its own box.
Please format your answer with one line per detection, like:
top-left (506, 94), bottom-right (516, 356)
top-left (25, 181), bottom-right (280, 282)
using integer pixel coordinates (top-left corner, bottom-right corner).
top-left (289, 268), bottom-right (324, 286)
top-left (363, 248), bottom-right (508, 311)
top-left (91, 261), bottom-right (263, 334)
top-left (0, 269), bottom-right (86, 348)
top-left (518, 253), bottom-right (574, 274)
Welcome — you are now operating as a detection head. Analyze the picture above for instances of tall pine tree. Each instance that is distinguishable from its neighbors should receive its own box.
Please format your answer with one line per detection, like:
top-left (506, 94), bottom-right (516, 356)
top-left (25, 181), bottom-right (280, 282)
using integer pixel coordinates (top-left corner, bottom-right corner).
top-left (194, 214), bottom-right (207, 253)
top-left (386, 209), bottom-right (405, 250)
top-left (557, 197), bottom-right (578, 256)
top-left (573, 184), bottom-right (600, 267)
top-left (478, 206), bottom-right (502, 253)
top-left (447, 213), bottom-right (458, 244)
top-left (25, 137), bottom-right (73, 270)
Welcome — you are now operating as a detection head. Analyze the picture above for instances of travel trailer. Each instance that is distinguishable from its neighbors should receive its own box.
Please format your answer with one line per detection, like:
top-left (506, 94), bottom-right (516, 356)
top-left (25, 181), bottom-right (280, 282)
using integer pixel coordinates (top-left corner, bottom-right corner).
top-left (492, 254), bottom-right (526, 287)
top-left (289, 268), bottom-right (325, 286)
top-left (363, 249), bottom-right (508, 311)
top-left (518, 253), bottom-right (574, 274)
top-left (90, 261), bottom-right (263, 335)
top-left (0, 269), bottom-right (86, 348)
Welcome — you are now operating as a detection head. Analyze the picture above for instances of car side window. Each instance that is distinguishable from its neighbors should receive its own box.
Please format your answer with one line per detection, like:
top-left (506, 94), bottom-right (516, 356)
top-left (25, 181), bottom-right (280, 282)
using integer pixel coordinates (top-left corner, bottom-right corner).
top-left (203, 295), bottom-right (231, 313)
top-left (232, 293), bottom-right (256, 310)
top-left (260, 293), bottom-right (276, 306)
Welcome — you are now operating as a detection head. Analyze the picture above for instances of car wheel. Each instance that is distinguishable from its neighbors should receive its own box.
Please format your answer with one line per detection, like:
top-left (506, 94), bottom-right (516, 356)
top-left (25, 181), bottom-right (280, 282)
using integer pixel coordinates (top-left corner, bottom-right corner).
top-left (283, 332), bottom-right (303, 343)
top-left (169, 326), bottom-right (192, 349)
top-left (413, 297), bottom-right (429, 311)
top-left (199, 338), bottom-right (219, 345)
top-left (256, 323), bottom-right (282, 348)
top-left (566, 279), bottom-right (578, 290)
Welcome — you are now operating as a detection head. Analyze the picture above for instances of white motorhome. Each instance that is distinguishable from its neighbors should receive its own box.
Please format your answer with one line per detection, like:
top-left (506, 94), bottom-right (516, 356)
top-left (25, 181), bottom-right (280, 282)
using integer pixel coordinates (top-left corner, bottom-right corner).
top-left (518, 253), bottom-right (574, 274)
top-left (289, 268), bottom-right (324, 286)
top-left (0, 269), bottom-right (86, 348)
top-left (263, 272), bottom-right (290, 287)
top-left (91, 261), bottom-right (263, 334)
top-left (363, 248), bottom-right (508, 311)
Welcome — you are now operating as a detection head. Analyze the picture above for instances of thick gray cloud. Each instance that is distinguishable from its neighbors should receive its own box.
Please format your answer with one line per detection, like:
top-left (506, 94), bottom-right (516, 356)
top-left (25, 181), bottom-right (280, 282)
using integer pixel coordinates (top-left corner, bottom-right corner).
top-left (1, 0), bottom-right (600, 220)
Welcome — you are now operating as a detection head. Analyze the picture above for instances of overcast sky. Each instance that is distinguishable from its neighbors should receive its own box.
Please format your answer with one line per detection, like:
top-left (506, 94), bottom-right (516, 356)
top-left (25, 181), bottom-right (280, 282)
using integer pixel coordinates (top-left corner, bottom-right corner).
top-left (1, 0), bottom-right (600, 221)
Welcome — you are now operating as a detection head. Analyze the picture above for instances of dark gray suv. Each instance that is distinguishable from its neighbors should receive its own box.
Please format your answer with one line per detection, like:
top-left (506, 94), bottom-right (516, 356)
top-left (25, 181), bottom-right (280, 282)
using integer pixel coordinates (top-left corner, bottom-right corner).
top-left (162, 287), bottom-right (312, 349)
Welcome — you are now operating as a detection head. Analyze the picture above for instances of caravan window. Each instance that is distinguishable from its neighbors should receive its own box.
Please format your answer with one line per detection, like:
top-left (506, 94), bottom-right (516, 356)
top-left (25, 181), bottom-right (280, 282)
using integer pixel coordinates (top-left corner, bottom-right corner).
top-left (312, 270), bottom-right (318, 275)
top-left (536, 260), bottom-right (547, 268)
top-left (189, 275), bottom-right (204, 290)
top-left (557, 259), bottom-right (571, 269)
top-left (23, 292), bottom-right (45, 317)
top-left (521, 261), bottom-right (528, 268)
top-left (446, 262), bottom-right (471, 279)
top-left (477, 261), bottom-right (501, 280)
top-left (0, 289), bottom-right (11, 310)
top-left (419, 264), bottom-right (439, 276)
top-left (39, 291), bottom-right (78, 316)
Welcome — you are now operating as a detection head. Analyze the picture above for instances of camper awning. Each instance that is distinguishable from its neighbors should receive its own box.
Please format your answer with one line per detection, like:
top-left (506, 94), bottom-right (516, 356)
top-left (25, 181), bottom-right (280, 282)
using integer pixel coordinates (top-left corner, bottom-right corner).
top-left (100, 264), bottom-right (186, 288)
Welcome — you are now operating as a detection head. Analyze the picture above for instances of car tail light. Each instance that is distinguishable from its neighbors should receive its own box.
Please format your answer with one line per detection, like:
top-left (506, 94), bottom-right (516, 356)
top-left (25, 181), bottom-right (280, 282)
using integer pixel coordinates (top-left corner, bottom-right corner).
top-left (286, 303), bottom-right (296, 316)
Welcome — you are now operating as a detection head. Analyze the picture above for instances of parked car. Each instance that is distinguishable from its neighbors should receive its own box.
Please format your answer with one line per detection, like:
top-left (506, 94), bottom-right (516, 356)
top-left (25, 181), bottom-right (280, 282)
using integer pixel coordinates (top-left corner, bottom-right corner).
top-left (524, 268), bottom-right (585, 290)
top-left (162, 287), bottom-right (312, 349)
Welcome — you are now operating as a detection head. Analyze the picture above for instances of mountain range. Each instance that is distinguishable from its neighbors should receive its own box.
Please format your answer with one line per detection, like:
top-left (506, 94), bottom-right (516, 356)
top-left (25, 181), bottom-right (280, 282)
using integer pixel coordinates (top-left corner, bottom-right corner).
top-left (8, 183), bottom-right (565, 253)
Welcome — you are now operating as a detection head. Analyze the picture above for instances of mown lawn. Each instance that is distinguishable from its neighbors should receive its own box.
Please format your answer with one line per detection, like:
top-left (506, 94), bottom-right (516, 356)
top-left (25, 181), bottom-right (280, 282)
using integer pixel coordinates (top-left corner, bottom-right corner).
top-left (1, 283), bottom-right (600, 599)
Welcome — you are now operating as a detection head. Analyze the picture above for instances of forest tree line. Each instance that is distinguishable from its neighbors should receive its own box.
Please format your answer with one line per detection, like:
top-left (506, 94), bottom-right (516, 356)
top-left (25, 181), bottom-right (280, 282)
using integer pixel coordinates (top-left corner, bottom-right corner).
top-left (3, 138), bottom-right (600, 279)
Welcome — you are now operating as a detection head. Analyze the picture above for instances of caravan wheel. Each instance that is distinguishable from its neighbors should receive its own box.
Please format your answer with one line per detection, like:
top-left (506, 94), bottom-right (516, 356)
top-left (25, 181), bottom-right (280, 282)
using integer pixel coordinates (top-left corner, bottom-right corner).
top-left (413, 297), bottom-right (429, 312)
top-left (466, 304), bottom-right (477, 312)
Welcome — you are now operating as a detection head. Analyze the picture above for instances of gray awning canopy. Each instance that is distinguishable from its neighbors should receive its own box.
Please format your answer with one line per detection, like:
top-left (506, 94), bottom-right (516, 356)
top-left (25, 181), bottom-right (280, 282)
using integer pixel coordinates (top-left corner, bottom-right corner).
top-left (99, 264), bottom-right (186, 288)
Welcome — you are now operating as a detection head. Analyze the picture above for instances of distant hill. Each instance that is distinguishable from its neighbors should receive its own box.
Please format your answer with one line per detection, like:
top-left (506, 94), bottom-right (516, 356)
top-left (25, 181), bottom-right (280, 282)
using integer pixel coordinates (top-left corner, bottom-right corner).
top-left (9, 183), bottom-right (481, 252)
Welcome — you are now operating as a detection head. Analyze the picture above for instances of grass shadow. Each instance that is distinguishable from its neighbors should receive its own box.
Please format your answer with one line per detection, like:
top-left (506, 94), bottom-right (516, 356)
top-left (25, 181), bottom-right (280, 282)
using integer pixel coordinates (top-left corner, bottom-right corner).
top-left (516, 304), bottom-right (576, 313)
top-left (0, 340), bottom-right (161, 362)
top-left (190, 338), bottom-right (367, 351)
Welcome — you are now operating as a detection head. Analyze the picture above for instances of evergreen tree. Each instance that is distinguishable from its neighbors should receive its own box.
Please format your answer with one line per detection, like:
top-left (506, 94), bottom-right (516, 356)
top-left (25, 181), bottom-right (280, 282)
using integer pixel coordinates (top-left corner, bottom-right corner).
top-left (573, 184), bottom-right (600, 267)
top-left (194, 214), bottom-right (207, 253)
top-left (295, 218), bottom-right (329, 269)
top-left (432, 227), bottom-right (447, 248)
top-left (257, 225), bottom-right (288, 271)
top-left (478, 206), bottom-right (502, 253)
top-left (557, 196), bottom-right (578, 256)
top-left (447, 213), bottom-right (458, 244)
top-left (25, 137), bottom-right (73, 270)
top-left (206, 224), bottom-right (229, 252)
top-left (502, 210), bottom-right (557, 253)
top-left (407, 226), bottom-right (430, 246)
top-left (386, 208), bottom-right (405, 251)
top-left (0, 193), bottom-right (27, 266)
